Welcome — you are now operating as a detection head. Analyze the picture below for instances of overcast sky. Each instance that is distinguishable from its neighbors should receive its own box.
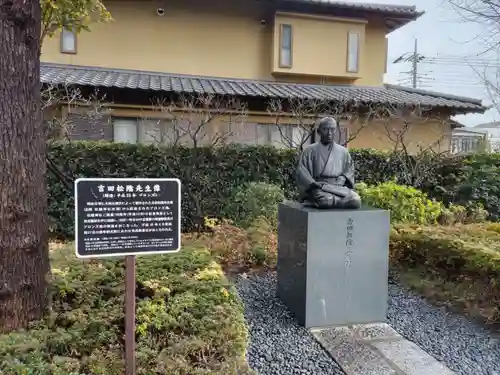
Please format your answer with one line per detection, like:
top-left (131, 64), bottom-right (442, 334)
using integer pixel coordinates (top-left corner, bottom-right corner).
top-left (357, 0), bottom-right (499, 126)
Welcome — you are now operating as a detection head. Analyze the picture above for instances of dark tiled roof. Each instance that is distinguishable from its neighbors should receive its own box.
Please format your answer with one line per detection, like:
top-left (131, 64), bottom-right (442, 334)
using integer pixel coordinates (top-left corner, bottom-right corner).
top-left (474, 121), bottom-right (500, 128)
top-left (40, 63), bottom-right (485, 113)
top-left (452, 127), bottom-right (486, 135)
top-left (289, 0), bottom-right (422, 16)
top-left (449, 119), bottom-right (466, 129)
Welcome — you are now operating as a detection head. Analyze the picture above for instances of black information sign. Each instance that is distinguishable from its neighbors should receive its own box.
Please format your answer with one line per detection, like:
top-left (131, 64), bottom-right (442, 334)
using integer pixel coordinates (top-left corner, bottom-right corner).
top-left (74, 178), bottom-right (181, 258)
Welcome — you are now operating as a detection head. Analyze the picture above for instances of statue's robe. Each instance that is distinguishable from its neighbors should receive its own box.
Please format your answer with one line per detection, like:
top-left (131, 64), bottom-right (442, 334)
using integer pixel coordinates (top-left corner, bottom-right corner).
top-left (296, 142), bottom-right (359, 208)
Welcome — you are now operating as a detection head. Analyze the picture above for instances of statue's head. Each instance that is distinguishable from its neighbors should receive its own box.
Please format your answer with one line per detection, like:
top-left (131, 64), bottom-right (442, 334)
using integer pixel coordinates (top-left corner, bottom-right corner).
top-left (317, 117), bottom-right (337, 145)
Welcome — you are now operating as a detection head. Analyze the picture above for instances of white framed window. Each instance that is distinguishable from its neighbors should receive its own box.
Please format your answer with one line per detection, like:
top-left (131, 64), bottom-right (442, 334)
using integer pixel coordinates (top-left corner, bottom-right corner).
top-left (270, 124), bottom-right (293, 148)
top-left (280, 24), bottom-right (292, 68)
top-left (256, 124), bottom-right (310, 148)
top-left (294, 126), bottom-right (313, 146)
top-left (139, 119), bottom-right (162, 144)
top-left (346, 31), bottom-right (360, 73)
top-left (221, 121), bottom-right (258, 145)
top-left (338, 126), bottom-right (349, 147)
top-left (60, 28), bottom-right (77, 54)
top-left (113, 118), bottom-right (138, 144)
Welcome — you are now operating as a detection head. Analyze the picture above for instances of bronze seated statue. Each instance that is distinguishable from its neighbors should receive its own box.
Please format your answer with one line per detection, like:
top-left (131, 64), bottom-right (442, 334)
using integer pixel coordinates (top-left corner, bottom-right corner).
top-left (295, 116), bottom-right (362, 209)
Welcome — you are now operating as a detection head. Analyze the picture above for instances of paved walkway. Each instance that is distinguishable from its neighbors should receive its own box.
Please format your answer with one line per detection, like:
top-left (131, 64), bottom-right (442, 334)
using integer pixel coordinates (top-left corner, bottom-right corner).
top-left (311, 323), bottom-right (455, 375)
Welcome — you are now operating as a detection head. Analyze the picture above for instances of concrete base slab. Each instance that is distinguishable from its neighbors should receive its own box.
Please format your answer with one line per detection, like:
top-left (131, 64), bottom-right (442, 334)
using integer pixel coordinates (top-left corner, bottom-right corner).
top-left (310, 323), bottom-right (455, 375)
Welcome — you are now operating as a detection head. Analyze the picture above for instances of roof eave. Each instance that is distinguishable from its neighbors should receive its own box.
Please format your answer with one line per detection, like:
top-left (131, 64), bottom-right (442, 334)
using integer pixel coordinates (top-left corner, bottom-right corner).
top-left (451, 107), bottom-right (488, 115)
top-left (386, 11), bottom-right (425, 33)
top-left (40, 63), bottom-right (486, 114)
top-left (384, 83), bottom-right (486, 114)
top-left (276, 0), bottom-right (424, 32)
top-left (40, 82), bottom-right (486, 115)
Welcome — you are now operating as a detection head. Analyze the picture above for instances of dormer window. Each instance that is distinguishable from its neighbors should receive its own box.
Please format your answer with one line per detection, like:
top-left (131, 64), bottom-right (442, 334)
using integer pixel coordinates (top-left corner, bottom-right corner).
top-left (280, 24), bottom-right (292, 68)
top-left (346, 31), bottom-right (359, 73)
top-left (61, 28), bottom-right (77, 54)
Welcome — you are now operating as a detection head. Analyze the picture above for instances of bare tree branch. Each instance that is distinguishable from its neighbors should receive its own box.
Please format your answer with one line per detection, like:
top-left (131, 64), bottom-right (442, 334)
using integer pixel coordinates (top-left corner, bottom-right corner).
top-left (448, 0), bottom-right (500, 112)
top-left (42, 84), bottom-right (111, 142)
top-left (42, 84), bottom-right (111, 194)
top-left (142, 94), bottom-right (249, 231)
top-left (145, 94), bottom-right (248, 148)
top-left (449, 0), bottom-right (500, 53)
top-left (377, 104), bottom-right (449, 186)
top-left (267, 98), bottom-right (379, 150)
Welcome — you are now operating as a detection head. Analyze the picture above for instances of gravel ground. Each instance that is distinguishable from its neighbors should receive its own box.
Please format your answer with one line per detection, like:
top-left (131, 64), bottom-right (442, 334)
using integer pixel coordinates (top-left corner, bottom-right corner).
top-left (234, 272), bottom-right (346, 375)
top-left (388, 280), bottom-right (500, 375)
top-left (235, 272), bottom-right (500, 375)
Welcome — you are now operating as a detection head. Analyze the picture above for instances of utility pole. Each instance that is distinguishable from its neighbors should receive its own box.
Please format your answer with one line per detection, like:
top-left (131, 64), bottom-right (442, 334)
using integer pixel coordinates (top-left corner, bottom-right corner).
top-left (393, 38), bottom-right (425, 88)
top-left (412, 39), bottom-right (418, 88)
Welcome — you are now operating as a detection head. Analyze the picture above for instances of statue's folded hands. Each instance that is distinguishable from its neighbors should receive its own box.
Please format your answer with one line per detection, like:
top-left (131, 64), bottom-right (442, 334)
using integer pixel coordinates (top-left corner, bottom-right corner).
top-left (320, 184), bottom-right (352, 198)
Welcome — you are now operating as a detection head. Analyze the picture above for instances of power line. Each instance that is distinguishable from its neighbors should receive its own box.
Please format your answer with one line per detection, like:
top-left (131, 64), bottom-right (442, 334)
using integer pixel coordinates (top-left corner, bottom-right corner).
top-left (390, 53), bottom-right (500, 68)
top-left (389, 53), bottom-right (500, 63)
top-left (392, 38), bottom-right (424, 88)
top-left (421, 61), bottom-right (500, 69)
top-left (426, 58), bottom-right (500, 64)
top-left (390, 49), bottom-right (500, 91)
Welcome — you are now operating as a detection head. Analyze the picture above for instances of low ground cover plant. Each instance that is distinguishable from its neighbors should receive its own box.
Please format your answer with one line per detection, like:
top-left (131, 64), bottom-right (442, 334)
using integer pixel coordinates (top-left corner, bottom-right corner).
top-left (186, 217), bottom-right (278, 274)
top-left (0, 243), bottom-right (252, 375)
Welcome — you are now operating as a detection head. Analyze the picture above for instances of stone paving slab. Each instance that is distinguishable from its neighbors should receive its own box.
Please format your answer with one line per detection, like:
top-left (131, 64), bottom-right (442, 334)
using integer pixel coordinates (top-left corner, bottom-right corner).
top-left (310, 323), bottom-right (456, 375)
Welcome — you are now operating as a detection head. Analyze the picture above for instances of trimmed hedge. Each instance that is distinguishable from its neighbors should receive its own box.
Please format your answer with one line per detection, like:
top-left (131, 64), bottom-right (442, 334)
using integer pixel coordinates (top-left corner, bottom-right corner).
top-left (390, 223), bottom-right (500, 322)
top-left (47, 142), bottom-right (500, 239)
top-left (423, 153), bottom-right (500, 221)
top-left (0, 244), bottom-right (251, 375)
top-left (391, 224), bottom-right (500, 279)
top-left (47, 142), bottom-right (407, 238)
top-left (48, 143), bottom-right (295, 238)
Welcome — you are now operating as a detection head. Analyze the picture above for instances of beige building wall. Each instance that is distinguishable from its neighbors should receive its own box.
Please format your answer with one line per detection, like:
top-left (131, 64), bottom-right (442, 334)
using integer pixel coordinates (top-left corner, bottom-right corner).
top-left (271, 13), bottom-right (366, 81)
top-left (361, 23), bottom-right (388, 86)
top-left (61, 105), bottom-right (452, 152)
top-left (349, 117), bottom-right (452, 153)
top-left (41, 0), bottom-right (389, 86)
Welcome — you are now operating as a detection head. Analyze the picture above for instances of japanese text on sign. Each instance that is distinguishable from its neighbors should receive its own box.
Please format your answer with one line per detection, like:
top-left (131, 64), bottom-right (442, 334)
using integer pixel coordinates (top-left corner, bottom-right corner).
top-left (75, 178), bottom-right (181, 258)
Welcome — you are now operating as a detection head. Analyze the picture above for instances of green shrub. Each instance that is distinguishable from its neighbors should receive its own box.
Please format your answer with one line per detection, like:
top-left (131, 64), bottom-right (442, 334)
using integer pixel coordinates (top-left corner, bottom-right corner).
top-left (0, 244), bottom-right (252, 375)
top-left (467, 202), bottom-right (490, 223)
top-left (46, 142), bottom-right (500, 239)
top-left (356, 181), bottom-right (443, 224)
top-left (390, 223), bottom-right (500, 322)
top-left (47, 143), bottom-right (297, 239)
top-left (222, 182), bottom-right (284, 228)
top-left (349, 148), bottom-right (407, 185)
top-left (438, 202), bottom-right (489, 225)
top-left (424, 153), bottom-right (500, 221)
top-left (47, 143), bottom-right (413, 239)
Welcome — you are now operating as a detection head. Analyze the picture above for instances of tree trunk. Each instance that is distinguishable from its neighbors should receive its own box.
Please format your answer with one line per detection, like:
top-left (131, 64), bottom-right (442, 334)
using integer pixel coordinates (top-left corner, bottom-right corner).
top-left (0, 0), bottom-right (50, 333)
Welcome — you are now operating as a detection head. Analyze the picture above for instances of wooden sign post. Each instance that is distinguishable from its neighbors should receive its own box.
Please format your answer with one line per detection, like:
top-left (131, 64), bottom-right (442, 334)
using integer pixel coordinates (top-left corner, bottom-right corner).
top-left (74, 178), bottom-right (181, 375)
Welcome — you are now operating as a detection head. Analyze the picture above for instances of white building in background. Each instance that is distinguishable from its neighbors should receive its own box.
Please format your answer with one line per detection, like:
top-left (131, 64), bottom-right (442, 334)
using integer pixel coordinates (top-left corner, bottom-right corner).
top-left (451, 127), bottom-right (488, 154)
top-left (473, 121), bottom-right (500, 152)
